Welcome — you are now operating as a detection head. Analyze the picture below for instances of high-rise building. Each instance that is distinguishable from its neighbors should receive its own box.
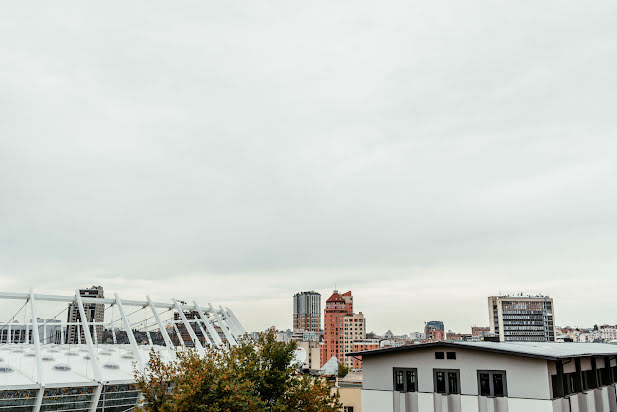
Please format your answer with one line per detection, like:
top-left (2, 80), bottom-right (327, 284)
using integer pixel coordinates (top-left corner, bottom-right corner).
top-left (292, 291), bottom-right (321, 333)
top-left (66, 286), bottom-right (104, 344)
top-left (488, 295), bottom-right (556, 342)
top-left (321, 290), bottom-right (370, 370)
top-left (424, 320), bottom-right (445, 342)
top-left (321, 290), bottom-right (349, 366)
top-left (343, 312), bottom-right (365, 369)
top-left (342, 290), bottom-right (353, 314)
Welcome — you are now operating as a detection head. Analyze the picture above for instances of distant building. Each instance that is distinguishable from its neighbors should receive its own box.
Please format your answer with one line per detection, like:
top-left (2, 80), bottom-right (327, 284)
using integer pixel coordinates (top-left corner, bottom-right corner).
top-left (600, 325), bottom-right (617, 341)
top-left (409, 331), bottom-right (425, 341)
top-left (351, 338), bottom-right (380, 369)
top-left (66, 285), bottom-right (104, 344)
top-left (446, 331), bottom-right (463, 341)
top-left (171, 310), bottom-right (222, 347)
top-left (322, 290), bottom-right (351, 367)
top-left (488, 295), bottom-right (556, 342)
top-left (471, 326), bottom-right (490, 340)
top-left (0, 319), bottom-right (63, 344)
top-left (343, 312), bottom-right (366, 369)
top-left (342, 291), bottom-right (353, 314)
top-left (293, 291), bottom-right (321, 333)
top-left (296, 340), bottom-right (321, 370)
top-left (425, 321), bottom-right (445, 342)
top-left (322, 290), bottom-right (369, 370)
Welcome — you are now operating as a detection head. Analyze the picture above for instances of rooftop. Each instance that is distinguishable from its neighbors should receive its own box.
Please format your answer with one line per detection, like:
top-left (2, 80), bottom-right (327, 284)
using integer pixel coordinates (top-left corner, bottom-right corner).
top-left (346, 341), bottom-right (617, 361)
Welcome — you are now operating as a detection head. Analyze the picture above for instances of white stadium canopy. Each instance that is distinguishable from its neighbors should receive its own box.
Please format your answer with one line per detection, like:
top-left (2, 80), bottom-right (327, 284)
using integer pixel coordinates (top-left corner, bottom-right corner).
top-left (0, 289), bottom-right (245, 412)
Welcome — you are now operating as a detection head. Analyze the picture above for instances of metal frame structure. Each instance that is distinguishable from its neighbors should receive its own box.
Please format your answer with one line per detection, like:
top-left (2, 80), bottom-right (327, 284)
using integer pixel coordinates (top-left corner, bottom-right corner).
top-left (0, 290), bottom-right (245, 412)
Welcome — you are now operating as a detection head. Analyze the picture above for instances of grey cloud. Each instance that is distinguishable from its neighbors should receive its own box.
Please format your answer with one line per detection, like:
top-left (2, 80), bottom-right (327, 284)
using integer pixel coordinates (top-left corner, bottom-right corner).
top-left (1, 0), bottom-right (616, 332)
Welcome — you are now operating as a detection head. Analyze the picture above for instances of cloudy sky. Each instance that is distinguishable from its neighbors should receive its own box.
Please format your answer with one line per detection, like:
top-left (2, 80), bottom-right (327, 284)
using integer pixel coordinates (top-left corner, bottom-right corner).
top-left (1, 1), bottom-right (616, 334)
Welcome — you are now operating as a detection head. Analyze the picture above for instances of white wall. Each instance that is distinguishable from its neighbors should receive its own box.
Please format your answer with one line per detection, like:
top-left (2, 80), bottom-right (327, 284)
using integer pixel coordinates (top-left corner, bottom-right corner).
top-left (362, 346), bottom-right (551, 400)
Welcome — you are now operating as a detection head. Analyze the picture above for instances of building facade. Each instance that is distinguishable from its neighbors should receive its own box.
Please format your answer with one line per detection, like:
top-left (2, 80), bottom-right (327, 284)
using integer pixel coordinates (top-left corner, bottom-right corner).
top-left (66, 286), bottom-right (104, 344)
top-left (489, 295), bottom-right (556, 342)
top-left (351, 338), bottom-right (381, 369)
top-left (343, 312), bottom-right (366, 369)
top-left (322, 290), bottom-right (350, 366)
top-left (600, 325), bottom-right (617, 341)
top-left (350, 341), bottom-right (617, 412)
top-left (425, 321), bottom-right (445, 342)
top-left (293, 291), bottom-right (321, 333)
top-left (472, 326), bottom-right (490, 340)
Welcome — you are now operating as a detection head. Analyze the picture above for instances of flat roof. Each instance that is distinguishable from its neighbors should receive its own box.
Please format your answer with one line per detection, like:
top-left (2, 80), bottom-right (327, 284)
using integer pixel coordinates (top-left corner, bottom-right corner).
top-left (346, 341), bottom-right (617, 361)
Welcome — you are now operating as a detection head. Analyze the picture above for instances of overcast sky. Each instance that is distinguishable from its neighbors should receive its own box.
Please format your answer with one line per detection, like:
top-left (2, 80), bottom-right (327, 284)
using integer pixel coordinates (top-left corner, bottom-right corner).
top-left (1, 1), bottom-right (616, 334)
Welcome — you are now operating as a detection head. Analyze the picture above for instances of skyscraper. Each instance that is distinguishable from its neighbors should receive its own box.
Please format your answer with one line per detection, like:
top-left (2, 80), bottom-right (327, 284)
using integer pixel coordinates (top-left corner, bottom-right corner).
top-left (321, 290), bottom-right (350, 366)
top-left (488, 295), bottom-right (556, 342)
top-left (292, 291), bottom-right (321, 333)
top-left (66, 285), bottom-right (105, 344)
top-left (321, 290), bottom-right (370, 369)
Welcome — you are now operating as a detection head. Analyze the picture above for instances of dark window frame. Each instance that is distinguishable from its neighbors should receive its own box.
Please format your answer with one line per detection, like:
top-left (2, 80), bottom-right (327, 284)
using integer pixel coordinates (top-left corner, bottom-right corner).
top-left (435, 352), bottom-right (445, 359)
top-left (477, 370), bottom-right (508, 397)
top-left (393, 367), bottom-right (418, 393)
top-left (447, 352), bottom-right (456, 360)
top-left (433, 369), bottom-right (460, 395)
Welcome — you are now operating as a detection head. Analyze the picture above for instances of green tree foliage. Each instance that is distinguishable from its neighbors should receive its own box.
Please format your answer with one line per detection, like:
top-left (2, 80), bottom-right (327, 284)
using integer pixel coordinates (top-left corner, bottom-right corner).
top-left (135, 329), bottom-right (341, 412)
top-left (337, 362), bottom-right (349, 378)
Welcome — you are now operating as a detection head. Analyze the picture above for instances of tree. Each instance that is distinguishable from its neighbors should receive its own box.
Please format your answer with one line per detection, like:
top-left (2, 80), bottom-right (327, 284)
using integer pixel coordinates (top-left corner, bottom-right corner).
top-left (337, 362), bottom-right (349, 378)
top-left (135, 329), bottom-right (341, 411)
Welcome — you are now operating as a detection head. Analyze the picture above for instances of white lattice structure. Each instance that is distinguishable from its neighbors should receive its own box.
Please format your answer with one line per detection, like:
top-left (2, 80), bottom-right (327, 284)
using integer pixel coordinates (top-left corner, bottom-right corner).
top-left (0, 290), bottom-right (245, 411)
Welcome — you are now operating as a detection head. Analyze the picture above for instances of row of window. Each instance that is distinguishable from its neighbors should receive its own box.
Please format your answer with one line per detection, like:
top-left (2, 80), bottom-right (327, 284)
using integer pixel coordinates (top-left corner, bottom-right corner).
top-left (551, 366), bottom-right (617, 398)
top-left (393, 368), bottom-right (507, 397)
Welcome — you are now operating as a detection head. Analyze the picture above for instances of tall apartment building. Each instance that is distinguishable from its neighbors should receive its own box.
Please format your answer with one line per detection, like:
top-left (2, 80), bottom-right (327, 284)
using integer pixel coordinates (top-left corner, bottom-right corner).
top-left (321, 290), bottom-right (371, 370)
top-left (292, 291), bottom-right (321, 333)
top-left (425, 320), bottom-right (445, 342)
top-left (66, 286), bottom-right (105, 344)
top-left (343, 312), bottom-right (366, 369)
top-left (321, 290), bottom-right (349, 366)
top-left (488, 295), bottom-right (556, 342)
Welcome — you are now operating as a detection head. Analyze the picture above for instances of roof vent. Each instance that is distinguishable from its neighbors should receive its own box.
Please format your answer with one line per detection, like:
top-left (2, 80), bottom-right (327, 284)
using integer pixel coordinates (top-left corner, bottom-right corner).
top-left (121, 354), bottom-right (134, 359)
top-left (65, 352), bottom-right (78, 356)
top-left (0, 365), bottom-right (13, 373)
top-left (42, 357), bottom-right (54, 361)
top-left (103, 363), bottom-right (120, 369)
top-left (25, 353), bottom-right (36, 358)
top-left (54, 364), bottom-right (71, 371)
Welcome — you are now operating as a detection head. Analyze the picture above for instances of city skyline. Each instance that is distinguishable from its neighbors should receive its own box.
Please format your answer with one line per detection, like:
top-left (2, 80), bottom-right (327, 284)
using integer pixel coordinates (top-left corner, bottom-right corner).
top-left (2, 1), bottom-right (616, 336)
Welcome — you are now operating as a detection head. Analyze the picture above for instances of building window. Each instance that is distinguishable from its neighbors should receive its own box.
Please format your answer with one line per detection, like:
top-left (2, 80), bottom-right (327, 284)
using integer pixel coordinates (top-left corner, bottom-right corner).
top-left (435, 352), bottom-right (445, 359)
top-left (393, 368), bottom-right (417, 392)
top-left (434, 369), bottom-right (459, 394)
top-left (447, 352), bottom-right (456, 360)
top-left (478, 370), bottom-right (507, 397)
top-left (344, 407), bottom-right (354, 412)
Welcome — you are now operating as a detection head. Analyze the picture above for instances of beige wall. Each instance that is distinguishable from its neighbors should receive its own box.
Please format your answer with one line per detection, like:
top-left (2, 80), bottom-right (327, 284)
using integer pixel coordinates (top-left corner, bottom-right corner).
top-left (333, 385), bottom-right (362, 411)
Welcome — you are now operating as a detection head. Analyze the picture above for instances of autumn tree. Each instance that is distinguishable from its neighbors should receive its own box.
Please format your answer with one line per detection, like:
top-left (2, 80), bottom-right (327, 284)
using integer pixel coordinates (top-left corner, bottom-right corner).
top-left (135, 329), bottom-right (341, 411)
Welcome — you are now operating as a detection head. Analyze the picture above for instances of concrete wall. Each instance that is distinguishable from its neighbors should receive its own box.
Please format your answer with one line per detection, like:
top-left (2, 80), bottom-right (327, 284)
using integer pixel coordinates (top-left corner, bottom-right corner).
top-left (360, 346), bottom-right (617, 412)
top-left (362, 346), bottom-right (551, 399)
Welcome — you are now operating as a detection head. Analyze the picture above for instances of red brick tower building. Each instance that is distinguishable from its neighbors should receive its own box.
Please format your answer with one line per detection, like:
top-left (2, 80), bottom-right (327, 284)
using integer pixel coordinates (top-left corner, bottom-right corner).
top-left (320, 290), bottom-right (352, 367)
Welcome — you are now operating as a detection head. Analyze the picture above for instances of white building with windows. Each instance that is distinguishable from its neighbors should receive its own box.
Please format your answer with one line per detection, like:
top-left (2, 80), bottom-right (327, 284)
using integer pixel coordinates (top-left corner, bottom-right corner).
top-left (347, 341), bottom-right (617, 412)
top-left (600, 326), bottom-right (617, 342)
